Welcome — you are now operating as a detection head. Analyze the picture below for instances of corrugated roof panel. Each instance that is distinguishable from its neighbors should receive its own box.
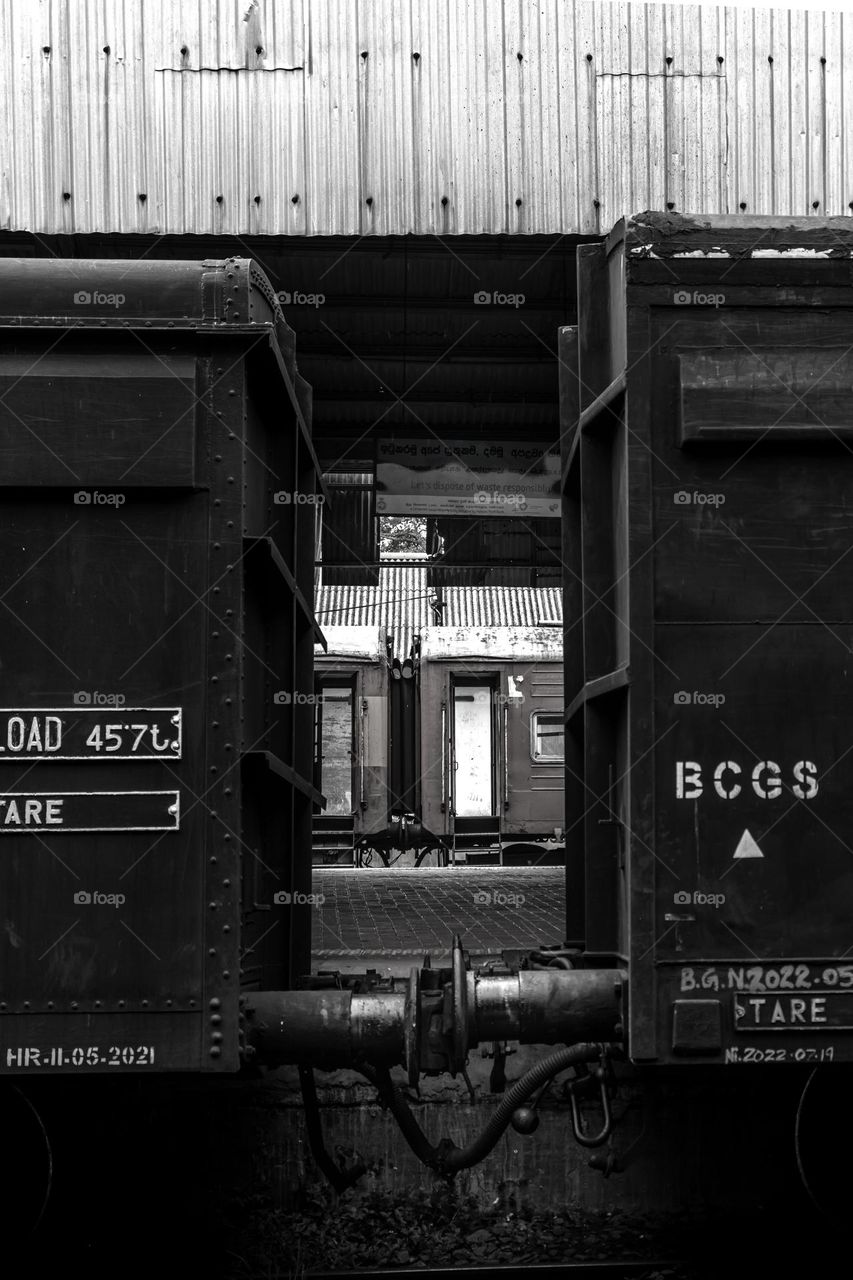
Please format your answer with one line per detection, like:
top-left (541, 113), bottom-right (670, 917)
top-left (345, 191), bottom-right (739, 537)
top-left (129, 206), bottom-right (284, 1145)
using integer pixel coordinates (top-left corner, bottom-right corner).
top-left (315, 564), bottom-right (562, 660)
top-left (2, 1), bottom-right (850, 236)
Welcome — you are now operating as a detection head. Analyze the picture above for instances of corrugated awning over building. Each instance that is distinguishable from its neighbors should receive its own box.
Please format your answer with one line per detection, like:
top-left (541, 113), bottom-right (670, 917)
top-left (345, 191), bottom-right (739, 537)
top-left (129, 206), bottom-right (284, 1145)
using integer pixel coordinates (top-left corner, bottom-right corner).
top-left (315, 557), bottom-right (562, 661)
top-left (2, 0), bottom-right (851, 236)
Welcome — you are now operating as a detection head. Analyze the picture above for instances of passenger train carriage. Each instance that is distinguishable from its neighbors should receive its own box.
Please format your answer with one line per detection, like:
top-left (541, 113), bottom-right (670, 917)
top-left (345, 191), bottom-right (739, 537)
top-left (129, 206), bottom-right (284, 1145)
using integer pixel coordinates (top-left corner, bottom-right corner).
top-left (313, 625), bottom-right (565, 865)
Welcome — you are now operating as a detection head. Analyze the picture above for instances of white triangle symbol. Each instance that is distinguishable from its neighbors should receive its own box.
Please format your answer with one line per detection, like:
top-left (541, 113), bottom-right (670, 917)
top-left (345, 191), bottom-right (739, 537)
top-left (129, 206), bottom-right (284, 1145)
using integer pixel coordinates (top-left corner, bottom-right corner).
top-left (733, 828), bottom-right (764, 860)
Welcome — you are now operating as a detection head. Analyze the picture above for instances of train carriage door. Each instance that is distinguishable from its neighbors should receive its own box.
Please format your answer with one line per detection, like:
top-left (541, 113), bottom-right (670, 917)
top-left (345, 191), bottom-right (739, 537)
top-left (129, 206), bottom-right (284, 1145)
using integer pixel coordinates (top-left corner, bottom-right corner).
top-left (451, 681), bottom-right (497, 816)
top-left (316, 681), bottom-right (355, 814)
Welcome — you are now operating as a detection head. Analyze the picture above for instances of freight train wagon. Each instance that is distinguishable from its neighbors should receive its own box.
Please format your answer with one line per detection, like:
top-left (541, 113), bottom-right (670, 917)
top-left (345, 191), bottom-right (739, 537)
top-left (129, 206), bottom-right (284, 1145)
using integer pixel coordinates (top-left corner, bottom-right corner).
top-left (0, 256), bottom-right (323, 1067)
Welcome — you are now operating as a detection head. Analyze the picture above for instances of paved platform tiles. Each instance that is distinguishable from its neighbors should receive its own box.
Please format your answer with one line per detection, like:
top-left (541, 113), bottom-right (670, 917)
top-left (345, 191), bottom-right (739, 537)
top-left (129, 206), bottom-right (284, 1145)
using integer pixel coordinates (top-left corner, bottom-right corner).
top-left (311, 866), bottom-right (566, 976)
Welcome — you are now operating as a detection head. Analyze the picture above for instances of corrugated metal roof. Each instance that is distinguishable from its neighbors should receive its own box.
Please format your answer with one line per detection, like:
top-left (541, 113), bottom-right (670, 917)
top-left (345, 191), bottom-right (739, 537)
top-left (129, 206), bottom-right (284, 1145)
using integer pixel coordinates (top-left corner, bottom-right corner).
top-left (315, 561), bottom-right (434, 663)
top-left (2, 1), bottom-right (851, 236)
top-left (315, 560), bottom-right (562, 660)
top-left (441, 586), bottom-right (563, 630)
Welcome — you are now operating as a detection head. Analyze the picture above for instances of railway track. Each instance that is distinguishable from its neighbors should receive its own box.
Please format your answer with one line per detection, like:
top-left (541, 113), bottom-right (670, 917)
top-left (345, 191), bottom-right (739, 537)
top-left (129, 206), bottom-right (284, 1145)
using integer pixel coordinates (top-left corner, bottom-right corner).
top-left (303, 1262), bottom-right (690, 1280)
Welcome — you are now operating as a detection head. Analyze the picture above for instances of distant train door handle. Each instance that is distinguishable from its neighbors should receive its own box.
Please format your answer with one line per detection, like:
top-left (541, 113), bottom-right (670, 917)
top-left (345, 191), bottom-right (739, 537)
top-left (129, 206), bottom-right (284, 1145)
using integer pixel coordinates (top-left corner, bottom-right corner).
top-left (503, 704), bottom-right (509, 810)
top-left (359, 699), bottom-right (367, 810)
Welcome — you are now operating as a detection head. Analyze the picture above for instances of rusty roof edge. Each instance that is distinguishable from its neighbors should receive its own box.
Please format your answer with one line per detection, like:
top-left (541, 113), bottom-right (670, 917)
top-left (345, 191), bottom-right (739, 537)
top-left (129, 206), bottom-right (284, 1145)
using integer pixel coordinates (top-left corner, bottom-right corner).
top-left (626, 210), bottom-right (853, 256)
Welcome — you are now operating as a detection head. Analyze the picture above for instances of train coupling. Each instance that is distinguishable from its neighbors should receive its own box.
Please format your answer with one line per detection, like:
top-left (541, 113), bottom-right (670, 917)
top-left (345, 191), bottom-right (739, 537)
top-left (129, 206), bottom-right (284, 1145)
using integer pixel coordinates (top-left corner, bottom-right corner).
top-left (241, 936), bottom-right (626, 1077)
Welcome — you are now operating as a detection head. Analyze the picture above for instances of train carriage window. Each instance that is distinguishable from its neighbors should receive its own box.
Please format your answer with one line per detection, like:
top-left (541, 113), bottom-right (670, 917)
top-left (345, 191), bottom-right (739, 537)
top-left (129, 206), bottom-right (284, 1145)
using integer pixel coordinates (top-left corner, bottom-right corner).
top-left (317, 683), bottom-right (354, 814)
top-left (530, 712), bottom-right (564, 762)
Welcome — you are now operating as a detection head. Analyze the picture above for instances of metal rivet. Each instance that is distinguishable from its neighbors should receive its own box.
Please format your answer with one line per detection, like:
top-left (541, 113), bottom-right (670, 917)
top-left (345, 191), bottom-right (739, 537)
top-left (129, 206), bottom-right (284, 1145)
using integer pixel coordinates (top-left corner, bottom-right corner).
top-left (210, 1047), bottom-right (221, 1057)
top-left (210, 998), bottom-right (221, 1009)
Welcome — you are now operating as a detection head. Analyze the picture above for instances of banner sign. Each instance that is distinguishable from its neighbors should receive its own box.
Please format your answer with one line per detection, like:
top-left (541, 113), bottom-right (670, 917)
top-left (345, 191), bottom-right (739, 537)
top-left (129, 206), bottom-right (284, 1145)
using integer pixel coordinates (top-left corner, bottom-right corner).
top-left (376, 440), bottom-right (560, 517)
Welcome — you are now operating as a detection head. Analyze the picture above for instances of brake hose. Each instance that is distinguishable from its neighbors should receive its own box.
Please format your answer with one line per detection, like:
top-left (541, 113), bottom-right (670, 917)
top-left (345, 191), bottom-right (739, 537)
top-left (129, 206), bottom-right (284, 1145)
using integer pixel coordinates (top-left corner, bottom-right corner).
top-left (358, 1041), bottom-right (607, 1175)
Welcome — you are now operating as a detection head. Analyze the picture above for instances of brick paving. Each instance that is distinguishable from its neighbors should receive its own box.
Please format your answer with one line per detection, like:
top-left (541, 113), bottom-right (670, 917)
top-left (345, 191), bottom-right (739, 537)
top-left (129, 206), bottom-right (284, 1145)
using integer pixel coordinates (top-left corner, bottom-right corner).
top-left (312, 867), bottom-right (566, 967)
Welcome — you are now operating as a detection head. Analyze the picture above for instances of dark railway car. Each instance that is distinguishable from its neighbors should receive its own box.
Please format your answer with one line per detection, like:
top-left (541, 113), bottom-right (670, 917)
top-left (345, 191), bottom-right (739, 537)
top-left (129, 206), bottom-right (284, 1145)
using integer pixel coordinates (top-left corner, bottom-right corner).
top-left (559, 213), bottom-right (853, 1068)
top-left (419, 626), bottom-right (565, 864)
top-left (0, 257), bottom-right (321, 1076)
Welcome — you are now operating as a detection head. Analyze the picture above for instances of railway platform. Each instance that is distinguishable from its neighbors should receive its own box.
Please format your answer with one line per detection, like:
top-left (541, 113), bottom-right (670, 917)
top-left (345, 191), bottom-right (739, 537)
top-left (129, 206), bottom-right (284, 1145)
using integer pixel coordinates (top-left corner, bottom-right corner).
top-left (311, 866), bottom-right (566, 976)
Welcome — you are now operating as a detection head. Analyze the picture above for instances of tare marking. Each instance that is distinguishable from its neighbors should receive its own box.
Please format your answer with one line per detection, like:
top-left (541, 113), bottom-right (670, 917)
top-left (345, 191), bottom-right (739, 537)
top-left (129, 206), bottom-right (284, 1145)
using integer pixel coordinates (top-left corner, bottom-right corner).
top-left (676, 760), bottom-right (818, 800)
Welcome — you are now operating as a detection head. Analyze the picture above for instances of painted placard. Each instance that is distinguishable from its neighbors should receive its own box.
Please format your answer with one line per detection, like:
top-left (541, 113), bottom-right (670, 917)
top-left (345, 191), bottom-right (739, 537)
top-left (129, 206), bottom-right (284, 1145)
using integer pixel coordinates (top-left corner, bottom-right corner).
top-left (0, 790), bottom-right (180, 832)
top-left (0, 708), bottom-right (182, 760)
top-left (376, 439), bottom-right (560, 517)
top-left (734, 991), bottom-right (853, 1032)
